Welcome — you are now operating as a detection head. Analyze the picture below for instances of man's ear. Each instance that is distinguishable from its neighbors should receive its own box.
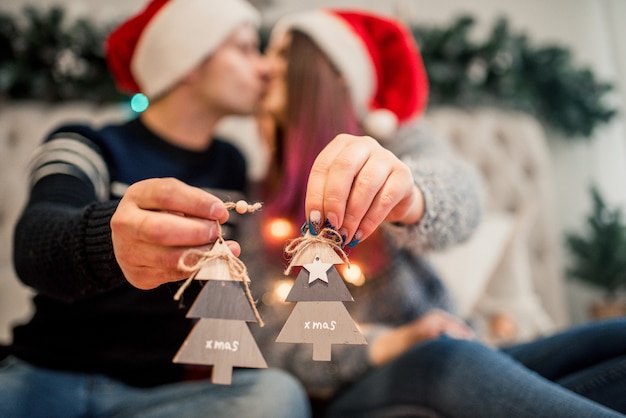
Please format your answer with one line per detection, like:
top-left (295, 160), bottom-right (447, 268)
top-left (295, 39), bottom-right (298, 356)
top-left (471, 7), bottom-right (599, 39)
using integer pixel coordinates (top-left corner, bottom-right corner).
top-left (181, 66), bottom-right (201, 86)
top-left (181, 55), bottom-right (212, 86)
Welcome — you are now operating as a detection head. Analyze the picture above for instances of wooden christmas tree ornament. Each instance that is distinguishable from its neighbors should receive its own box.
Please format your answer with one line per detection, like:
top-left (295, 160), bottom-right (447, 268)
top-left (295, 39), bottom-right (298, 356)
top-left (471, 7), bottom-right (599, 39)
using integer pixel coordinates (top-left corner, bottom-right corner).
top-left (172, 200), bottom-right (267, 385)
top-left (276, 226), bottom-right (367, 361)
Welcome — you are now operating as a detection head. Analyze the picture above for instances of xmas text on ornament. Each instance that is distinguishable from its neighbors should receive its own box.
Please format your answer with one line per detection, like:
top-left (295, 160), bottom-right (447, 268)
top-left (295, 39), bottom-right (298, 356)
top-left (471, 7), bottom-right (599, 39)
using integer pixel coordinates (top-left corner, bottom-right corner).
top-left (205, 339), bottom-right (240, 352)
top-left (304, 320), bottom-right (338, 331)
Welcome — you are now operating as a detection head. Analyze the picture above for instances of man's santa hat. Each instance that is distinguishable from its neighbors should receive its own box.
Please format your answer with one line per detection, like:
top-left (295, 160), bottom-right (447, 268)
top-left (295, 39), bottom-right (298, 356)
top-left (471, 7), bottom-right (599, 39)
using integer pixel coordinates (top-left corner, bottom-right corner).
top-left (106, 0), bottom-right (260, 99)
top-left (270, 10), bottom-right (429, 141)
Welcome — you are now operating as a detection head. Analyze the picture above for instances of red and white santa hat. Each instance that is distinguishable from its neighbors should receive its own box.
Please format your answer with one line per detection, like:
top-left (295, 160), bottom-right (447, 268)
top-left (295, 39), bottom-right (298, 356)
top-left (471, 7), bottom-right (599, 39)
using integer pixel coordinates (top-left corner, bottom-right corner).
top-left (270, 9), bottom-right (429, 141)
top-left (106, 0), bottom-right (260, 99)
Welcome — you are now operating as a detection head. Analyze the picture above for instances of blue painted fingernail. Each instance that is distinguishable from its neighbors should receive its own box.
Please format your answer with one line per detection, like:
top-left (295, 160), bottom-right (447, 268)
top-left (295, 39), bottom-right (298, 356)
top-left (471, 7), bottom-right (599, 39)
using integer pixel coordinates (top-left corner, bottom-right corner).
top-left (346, 230), bottom-right (363, 248)
top-left (347, 238), bottom-right (360, 248)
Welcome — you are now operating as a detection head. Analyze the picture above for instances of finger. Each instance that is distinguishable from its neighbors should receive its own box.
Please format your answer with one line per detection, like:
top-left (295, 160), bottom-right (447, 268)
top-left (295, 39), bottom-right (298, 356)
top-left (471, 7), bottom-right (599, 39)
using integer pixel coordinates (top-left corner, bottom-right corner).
top-left (113, 210), bottom-right (223, 247)
top-left (342, 147), bottom-right (408, 241)
top-left (305, 135), bottom-right (376, 229)
top-left (340, 157), bottom-right (392, 243)
top-left (444, 323), bottom-right (476, 340)
top-left (123, 264), bottom-right (186, 290)
top-left (225, 240), bottom-right (241, 257)
top-left (353, 165), bottom-right (414, 243)
top-left (304, 135), bottom-right (354, 229)
top-left (129, 178), bottom-right (229, 223)
top-left (120, 241), bottom-right (241, 289)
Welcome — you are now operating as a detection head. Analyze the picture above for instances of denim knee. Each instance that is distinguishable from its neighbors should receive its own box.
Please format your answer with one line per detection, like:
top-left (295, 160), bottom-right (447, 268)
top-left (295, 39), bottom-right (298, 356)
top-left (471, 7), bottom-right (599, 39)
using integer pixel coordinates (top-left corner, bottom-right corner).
top-left (252, 368), bottom-right (311, 418)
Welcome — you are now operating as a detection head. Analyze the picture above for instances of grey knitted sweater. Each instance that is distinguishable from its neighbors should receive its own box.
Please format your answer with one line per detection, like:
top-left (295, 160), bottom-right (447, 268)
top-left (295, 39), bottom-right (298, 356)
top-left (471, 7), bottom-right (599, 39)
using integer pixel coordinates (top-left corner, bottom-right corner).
top-left (247, 120), bottom-right (485, 397)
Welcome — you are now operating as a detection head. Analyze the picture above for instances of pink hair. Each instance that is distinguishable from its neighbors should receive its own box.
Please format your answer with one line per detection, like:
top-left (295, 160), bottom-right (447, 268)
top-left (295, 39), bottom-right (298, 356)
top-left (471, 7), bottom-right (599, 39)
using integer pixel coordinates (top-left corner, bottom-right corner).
top-left (263, 31), bottom-right (389, 275)
top-left (264, 31), bottom-right (361, 222)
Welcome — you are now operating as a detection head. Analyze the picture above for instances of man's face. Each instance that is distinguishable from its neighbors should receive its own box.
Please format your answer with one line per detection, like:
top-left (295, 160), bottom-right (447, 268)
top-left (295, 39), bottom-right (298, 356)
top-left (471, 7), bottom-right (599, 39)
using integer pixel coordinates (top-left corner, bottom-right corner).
top-left (193, 24), bottom-right (268, 116)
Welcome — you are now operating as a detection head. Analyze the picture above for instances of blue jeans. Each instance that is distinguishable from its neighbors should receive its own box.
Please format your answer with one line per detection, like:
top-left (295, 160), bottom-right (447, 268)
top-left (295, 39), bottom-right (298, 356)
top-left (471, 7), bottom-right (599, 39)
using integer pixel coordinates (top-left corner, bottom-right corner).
top-left (325, 318), bottom-right (626, 417)
top-left (0, 358), bottom-right (311, 418)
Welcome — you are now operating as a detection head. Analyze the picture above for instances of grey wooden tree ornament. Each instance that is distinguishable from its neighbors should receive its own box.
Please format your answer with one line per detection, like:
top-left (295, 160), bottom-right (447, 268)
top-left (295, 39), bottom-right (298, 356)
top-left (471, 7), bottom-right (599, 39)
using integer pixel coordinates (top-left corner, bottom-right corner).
top-left (277, 227), bottom-right (367, 360)
top-left (173, 202), bottom-right (266, 384)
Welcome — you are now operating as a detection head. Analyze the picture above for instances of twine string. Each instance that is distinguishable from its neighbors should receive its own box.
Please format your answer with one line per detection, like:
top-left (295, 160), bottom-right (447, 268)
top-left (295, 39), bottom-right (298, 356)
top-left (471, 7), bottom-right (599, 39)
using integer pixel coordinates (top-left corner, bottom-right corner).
top-left (283, 227), bottom-right (350, 275)
top-left (173, 201), bottom-right (264, 326)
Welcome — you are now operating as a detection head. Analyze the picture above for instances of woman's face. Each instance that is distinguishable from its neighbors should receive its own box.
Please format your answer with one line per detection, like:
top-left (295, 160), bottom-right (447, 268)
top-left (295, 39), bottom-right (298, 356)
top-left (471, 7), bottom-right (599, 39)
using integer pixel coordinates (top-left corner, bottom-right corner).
top-left (260, 31), bottom-right (291, 125)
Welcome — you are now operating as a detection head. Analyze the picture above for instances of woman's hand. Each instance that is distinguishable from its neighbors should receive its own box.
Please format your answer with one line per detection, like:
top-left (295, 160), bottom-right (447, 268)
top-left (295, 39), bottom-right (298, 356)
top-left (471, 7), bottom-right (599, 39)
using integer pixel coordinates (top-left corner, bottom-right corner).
top-left (110, 178), bottom-right (240, 289)
top-left (369, 309), bottom-right (476, 366)
top-left (305, 134), bottom-right (424, 245)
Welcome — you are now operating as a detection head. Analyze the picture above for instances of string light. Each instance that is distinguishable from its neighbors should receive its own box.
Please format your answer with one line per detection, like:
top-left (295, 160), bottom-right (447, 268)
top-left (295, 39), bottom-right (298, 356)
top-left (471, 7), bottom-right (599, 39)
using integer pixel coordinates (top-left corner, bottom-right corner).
top-left (265, 218), bottom-right (294, 241)
top-left (341, 263), bottom-right (365, 286)
top-left (263, 278), bottom-right (295, 305)
top-left (130, 93), bottom-right (149, 113)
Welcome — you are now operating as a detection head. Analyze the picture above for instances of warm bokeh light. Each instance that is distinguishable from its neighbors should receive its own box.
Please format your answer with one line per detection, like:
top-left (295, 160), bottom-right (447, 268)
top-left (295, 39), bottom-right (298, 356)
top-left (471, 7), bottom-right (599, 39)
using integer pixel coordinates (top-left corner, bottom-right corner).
top-left (341, 264), bottom-right (365, 286)
top-left (275, 279), bottom-right (294, 300)
top-left (266, 218), bottom-right (294, 240)
top-left (262, 278), bottom-right (295, 305)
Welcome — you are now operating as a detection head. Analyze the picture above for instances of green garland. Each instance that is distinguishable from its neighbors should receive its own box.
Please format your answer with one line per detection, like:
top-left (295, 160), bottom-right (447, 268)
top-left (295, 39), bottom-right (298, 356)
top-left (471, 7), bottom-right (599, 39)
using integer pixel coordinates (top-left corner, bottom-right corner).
top-left (0, 7), bottom-right (122, 102)
top-left (411, 16), bottom-right (617, 138)
top-left (0, 6), bottom-right (617, 139)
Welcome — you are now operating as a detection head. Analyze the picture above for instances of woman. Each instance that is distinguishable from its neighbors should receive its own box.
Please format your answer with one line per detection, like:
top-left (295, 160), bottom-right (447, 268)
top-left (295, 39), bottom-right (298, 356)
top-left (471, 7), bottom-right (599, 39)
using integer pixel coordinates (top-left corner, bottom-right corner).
top-left (252, 8), bottom-right (626, 417)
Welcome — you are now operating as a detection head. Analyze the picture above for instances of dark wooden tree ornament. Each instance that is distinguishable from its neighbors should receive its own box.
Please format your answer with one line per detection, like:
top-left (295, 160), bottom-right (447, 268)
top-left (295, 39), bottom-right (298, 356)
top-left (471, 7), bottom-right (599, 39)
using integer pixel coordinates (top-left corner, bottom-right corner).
top-left (277, 228), bottom-right (367, 360)
top-left (186, 280), bottom-right (258, 321)
top-left (172, 201), bottom-right (267, 384)
top-left (285, 265), bottom-right (354, 302)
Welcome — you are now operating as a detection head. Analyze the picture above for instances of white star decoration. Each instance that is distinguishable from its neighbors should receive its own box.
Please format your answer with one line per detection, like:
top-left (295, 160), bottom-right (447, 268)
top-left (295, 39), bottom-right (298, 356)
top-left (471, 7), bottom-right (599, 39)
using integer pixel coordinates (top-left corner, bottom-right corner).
top-left (303, 255), bottom-right (332, 284)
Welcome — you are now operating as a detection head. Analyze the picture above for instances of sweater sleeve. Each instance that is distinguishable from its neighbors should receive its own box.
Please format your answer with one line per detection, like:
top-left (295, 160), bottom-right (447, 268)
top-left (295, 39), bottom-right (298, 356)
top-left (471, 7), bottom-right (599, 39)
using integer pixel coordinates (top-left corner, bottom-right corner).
top-left (383, 120), bottom-right (485, 253)
top-left (12, 127), bottom-right (126, 302)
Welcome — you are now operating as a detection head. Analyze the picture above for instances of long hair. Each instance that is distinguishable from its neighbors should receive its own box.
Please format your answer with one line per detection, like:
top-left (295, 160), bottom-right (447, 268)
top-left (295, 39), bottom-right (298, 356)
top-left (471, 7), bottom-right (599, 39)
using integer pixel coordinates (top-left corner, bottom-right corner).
top-left (264, 31), bottom-right (360, 220)
top-left (262, 31), bottom-right (388, 275)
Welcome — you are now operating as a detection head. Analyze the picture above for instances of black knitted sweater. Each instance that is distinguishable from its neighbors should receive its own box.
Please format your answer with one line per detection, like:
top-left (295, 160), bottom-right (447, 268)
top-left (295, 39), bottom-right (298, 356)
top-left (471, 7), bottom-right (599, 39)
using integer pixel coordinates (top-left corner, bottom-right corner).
top-left (10, 118), bottom-right (247, 387)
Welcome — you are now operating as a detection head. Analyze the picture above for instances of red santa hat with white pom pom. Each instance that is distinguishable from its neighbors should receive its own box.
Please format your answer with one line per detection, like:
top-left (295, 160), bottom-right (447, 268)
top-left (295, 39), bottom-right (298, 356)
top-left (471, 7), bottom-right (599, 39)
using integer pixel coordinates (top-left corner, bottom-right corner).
top-left (270, 9), bottom-right (429, 141)
top-left (105, 0), bottom-right (260, 100)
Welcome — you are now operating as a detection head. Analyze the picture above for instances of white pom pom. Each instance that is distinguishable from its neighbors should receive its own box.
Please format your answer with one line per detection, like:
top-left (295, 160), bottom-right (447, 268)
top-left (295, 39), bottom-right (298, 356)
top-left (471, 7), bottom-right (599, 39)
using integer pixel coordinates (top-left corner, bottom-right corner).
top-left (362, 109), bottom-right (398, 142)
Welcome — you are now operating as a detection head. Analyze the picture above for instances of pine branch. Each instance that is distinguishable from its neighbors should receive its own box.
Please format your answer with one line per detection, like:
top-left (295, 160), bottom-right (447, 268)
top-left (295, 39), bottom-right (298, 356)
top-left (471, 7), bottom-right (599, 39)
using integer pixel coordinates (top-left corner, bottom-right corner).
top-left (0, 8), bottom-right (618, 139)
top-left (566, 185), bottom-right (626, 297)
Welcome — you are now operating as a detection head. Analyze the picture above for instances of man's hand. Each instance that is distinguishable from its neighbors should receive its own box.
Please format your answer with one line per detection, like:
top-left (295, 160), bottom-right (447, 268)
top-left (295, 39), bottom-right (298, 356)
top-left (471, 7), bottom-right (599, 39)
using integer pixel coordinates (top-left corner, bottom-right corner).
top-left (110, 178), bottom-right (240, 289)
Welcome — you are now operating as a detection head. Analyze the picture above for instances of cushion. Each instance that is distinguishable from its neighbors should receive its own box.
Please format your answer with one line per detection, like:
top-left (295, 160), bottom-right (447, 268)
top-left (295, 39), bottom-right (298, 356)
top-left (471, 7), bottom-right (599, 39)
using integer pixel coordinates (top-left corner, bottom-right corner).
top-left (427, 200), bottom-right (555, 345)
top-left (426, 211), bottom-right (515, 317)
top-left (474, 201), bottom-right (556, 345)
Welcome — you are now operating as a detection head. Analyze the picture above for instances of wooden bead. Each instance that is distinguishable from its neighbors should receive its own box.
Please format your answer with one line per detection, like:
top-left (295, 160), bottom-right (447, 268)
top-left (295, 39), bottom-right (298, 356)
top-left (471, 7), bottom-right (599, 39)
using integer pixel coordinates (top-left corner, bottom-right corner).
top-left (235, 200), bottom-right (249, 214)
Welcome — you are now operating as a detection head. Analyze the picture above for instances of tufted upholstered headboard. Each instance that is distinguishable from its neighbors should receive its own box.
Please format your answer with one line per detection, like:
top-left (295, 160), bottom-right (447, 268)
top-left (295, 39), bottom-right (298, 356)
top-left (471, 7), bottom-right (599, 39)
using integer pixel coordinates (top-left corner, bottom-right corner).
top-left (0, 103), bottom-right (568, 344)
top-left (425, 107), bottom-right (568, 343)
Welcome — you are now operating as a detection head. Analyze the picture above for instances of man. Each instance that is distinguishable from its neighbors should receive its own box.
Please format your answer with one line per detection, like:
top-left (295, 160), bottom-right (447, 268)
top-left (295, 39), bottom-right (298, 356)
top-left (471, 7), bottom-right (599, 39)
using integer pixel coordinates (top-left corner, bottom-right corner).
top-left (0, 0), bottom-right (309, 416)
